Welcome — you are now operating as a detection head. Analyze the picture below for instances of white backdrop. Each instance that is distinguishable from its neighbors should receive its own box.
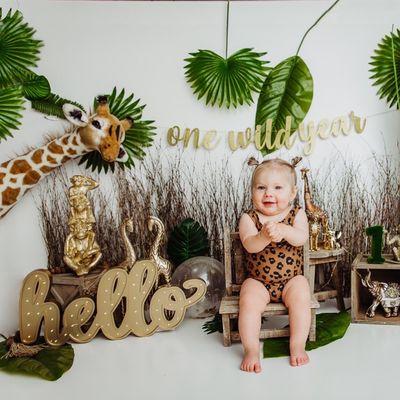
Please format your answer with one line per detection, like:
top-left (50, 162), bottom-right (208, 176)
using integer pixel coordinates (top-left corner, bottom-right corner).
top-left (0, 0), bottom-right (399, 331)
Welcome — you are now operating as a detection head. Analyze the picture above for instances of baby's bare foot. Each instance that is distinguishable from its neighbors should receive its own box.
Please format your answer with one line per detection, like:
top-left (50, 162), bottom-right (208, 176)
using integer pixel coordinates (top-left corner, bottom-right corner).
top-left (240, 351), bottom-right (261, 373)
top-left (289, 345), bottom-right (309, 367)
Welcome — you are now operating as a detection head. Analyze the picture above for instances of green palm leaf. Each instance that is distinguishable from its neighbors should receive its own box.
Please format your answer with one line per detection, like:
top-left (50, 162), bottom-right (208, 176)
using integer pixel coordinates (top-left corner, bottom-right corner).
top-left (167, 218), bottom-right (209, 266)
top-left (0, 9), bottom-right (43, 83)
top-left (19, 71), bottom-right (50, 100)
top-left (185, 48), bottom-right (269, 108)
top-left (0, 86), bottom-right (24, 141)
top-left (31, 93), bottom-right (84, 118)
top-left (369, 28), bottom-right (400, 109)
top-left (79, 87), bottom-right (156, 173)
top-left (0, 339), bottom-right (74, 381)
top-left (255, 55), bottom-right (313, 155)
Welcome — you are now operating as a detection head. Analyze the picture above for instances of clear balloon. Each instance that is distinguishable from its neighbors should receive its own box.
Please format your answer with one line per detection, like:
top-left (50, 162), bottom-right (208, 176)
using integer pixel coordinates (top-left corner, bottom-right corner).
top-left (172, 256), bottom-right (225, 318)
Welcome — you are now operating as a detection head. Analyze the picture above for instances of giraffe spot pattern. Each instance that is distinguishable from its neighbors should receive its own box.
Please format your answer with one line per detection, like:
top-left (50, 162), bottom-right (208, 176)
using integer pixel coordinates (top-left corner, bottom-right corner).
top-left (2, 187), bottom-right (21, 206)
top-left (23, 170), bottom-right (41, 185)
top-left (31, 149), bottom-right (44, 164)
top-left (10, 160), bottom-right (31, 174)
top-left (48, 142), bottom-right (64, 154)
top-left (0, 172), bottom-right (5, 185)
top-left (47, 155), bottom-right (57, 164)
top-left (40, 165), bottom-right (54, 174)
top-left (1, 160), bottom-right (10, 168)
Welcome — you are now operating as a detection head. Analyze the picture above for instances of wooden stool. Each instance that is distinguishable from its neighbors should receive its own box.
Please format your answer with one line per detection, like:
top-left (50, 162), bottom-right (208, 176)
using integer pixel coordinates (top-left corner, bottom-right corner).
top-left (309, 248), bottom-right (345, 311)
top-left (219, 230), bottom-right (319, 347)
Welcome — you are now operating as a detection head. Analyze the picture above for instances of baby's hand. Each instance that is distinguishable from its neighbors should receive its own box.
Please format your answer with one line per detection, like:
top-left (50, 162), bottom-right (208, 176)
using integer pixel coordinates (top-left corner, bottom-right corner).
top-left (260, 223), bottom-right (271, 240)
top-left (265, 222), bottom-right (285, 243)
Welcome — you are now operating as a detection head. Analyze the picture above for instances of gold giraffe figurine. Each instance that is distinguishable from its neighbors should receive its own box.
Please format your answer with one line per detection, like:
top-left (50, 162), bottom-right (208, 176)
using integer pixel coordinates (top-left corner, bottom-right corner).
top-left (148, 216), bottom-right (173, 289)
top-left (386, 225), bottom-right (400, 262)
top-left (115, 218), bottom-right (137, 271)
top-left (301, 168), bottom-right (331, 250)
top-left (309, 218), bottom-right (321, 251)
top-left (63, 175), bottom-right (102, 275)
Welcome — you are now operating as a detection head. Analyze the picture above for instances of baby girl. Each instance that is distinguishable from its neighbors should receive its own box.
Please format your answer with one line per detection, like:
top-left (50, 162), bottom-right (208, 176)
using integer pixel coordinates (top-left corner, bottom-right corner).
top-left (238, 157), bottom-right (310, 372)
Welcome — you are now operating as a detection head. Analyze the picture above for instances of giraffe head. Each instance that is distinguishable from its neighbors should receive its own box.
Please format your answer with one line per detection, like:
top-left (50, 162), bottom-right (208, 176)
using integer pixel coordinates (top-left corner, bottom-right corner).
top-left (300, 168), bottom-right (309, 179)
top-left (63, 96), bottom-right (133, 163)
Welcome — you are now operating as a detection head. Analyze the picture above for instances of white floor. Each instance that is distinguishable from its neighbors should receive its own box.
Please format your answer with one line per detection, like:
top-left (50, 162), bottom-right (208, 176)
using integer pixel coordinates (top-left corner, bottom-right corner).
top-left (1, 299), bottom-right (400, 400)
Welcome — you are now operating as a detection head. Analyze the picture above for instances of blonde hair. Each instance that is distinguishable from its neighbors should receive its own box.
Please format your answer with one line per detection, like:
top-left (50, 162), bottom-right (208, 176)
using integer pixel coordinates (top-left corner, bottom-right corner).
top-left (248, 156), bottom-right (301, 188)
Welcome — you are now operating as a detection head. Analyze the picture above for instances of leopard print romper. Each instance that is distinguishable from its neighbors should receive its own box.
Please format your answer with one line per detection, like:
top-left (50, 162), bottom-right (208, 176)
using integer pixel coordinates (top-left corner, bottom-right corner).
top-left (244, 205), bottom-right (303, 302)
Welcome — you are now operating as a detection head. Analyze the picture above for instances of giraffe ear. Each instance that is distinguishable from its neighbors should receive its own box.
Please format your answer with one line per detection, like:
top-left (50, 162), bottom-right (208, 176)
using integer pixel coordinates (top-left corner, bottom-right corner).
top-left (116, 145), bottom-right (129, 163)
top-left (63, 104), bottom-right (89, 127)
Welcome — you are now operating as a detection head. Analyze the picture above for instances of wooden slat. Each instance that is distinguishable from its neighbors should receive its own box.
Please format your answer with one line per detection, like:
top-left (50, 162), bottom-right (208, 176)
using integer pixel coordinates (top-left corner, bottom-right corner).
top-left (315, 289), bottom-right (337, 301)
top-left (223, 227), bottom-right (233, 295)
top-left (230, 328), bottom-right (290, 342)
top-left (310, 248), bottom-right (345, 259)
top-left (219, 295), bottom-right (319, 315)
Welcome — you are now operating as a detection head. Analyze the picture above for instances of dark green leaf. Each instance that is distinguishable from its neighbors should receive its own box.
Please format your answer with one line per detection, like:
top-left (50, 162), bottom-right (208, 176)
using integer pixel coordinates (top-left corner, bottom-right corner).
top-left (255, 55), bottom-right (313, 155)
top-left (263, 312), bottom-right (351, 358)
top-left (202, 313), bottom-right (223, 334)
top-left (167, 218), bottom-right (209, 266)
top-left (0, 340), bottom-right (74, 381)
top-left (19, 72), bottom-right (50, 100)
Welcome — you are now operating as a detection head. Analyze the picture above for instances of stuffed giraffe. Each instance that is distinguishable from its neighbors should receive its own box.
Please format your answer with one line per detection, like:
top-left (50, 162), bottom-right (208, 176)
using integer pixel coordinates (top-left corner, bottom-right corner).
top-left (0, 96), bottom-right (132, 219)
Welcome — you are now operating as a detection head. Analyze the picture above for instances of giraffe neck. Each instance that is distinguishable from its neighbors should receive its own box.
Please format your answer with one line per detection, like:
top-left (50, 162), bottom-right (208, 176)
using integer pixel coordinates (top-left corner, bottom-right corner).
top-left (0, 131), bottom-right (91, 218)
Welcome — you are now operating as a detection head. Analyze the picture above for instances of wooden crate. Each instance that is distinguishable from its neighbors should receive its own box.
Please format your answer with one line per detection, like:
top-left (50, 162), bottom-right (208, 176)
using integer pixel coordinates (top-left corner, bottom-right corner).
top-left (351, 254), bottom-right (400, 325)
top-left (50, 269), bottom-right (106, 310)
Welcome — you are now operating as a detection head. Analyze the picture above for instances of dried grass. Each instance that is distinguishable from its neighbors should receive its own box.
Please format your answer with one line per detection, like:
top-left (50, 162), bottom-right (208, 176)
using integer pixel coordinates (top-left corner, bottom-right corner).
top-left (37, 150), bottom-right (399, 297)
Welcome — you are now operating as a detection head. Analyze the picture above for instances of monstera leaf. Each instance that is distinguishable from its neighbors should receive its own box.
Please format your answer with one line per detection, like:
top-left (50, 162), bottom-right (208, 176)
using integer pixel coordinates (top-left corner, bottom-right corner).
top-left (167, 218), bottom-right (210, 266)
top-left (185, 48), bottom-right (269, 108)
top-left (0, 340), bottom-right (74, 381)
top-left (255, 55), bottom-right (313, 155)
top-left (370, 28), bottom-right (400, 109)
top-left (78, 87), bottom-right (156, 173)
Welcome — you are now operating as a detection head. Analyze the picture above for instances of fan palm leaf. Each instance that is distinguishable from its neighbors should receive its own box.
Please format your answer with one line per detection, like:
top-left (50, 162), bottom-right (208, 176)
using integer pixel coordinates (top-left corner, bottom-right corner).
top-left (0, 86), bottom-right (24, 141)
top-left (255, 55), bottom-right (313, 155)
top-left (369, 28), bottom-right (400, 109)
top-left (0, 9), bottom-right (43, 83)
top-left (184, 48), bottom-right (269, 108)
top-left (79, 87), bottom-right (156, 173)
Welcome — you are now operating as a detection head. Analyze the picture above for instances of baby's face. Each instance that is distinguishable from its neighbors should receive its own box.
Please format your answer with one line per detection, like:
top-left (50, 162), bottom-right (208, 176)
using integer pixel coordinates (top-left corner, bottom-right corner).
top-left (252, 167), bottom-right (296, 216)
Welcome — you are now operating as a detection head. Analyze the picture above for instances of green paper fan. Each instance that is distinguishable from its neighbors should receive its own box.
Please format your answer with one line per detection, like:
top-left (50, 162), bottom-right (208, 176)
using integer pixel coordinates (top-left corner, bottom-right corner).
top-left (0, 86), bottom-right (25, 141)
top-left (0, 9), bottom-right (43, 84)
top-left (369, 28), bottom-right (400, 109)
top-left (184, 48), bottom-right (269, 108)
top-left (78, 87), bottom-right (156, 173)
